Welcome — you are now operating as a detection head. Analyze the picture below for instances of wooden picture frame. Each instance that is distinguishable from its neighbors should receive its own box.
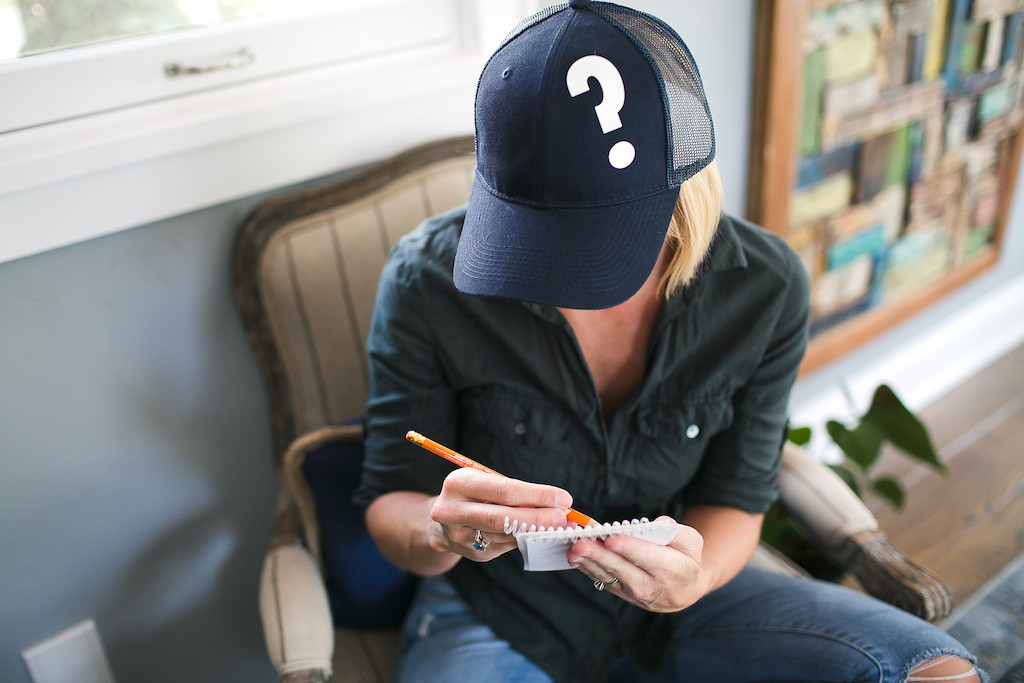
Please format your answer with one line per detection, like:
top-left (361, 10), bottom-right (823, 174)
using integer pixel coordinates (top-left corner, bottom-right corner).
top-left (748, 0), bottom-right (1022, 374)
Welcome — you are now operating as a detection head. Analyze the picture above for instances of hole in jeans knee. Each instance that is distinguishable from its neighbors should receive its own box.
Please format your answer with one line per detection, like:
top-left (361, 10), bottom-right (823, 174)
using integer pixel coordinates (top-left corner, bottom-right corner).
top-left (907, 655), bottom-right (978, 682)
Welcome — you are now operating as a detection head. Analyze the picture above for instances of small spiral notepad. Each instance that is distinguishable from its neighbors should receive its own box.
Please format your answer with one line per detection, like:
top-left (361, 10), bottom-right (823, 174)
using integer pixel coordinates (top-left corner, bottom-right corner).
top-left (503, 517), bottom-right (680, 571)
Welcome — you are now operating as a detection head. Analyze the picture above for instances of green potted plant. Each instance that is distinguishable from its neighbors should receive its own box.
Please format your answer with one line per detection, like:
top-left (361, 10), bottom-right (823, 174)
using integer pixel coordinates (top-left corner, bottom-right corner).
top-left (762, 384), bottom-right (947, 579)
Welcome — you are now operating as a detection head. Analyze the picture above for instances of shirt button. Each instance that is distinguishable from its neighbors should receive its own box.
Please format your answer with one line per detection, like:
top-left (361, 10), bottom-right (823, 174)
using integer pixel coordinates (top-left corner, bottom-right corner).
top-left (686, 424), bottom-right (700, 439)
top-left (513, 422), bottom-right (528, 436)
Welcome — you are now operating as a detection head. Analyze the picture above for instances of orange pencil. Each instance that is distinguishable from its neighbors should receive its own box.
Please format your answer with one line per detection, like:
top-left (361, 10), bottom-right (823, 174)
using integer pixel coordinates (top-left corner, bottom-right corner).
top-left (406, 430), bottom-right (597, 527)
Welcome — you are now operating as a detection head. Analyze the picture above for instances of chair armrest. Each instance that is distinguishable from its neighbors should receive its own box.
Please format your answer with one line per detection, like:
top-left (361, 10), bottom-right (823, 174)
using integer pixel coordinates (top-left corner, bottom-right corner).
top-left (749, 542), bottom-right (811, 578)
top-left (777, 443), bottom-right (953, 621)
top-left (836, 529), bottom-right (953, 622)
top-left (259, 544), bottom-right (334, 682)
top-left (777, 443), bottom-right (878, 548)
top-left (283, 424), bottom-right (365, 562)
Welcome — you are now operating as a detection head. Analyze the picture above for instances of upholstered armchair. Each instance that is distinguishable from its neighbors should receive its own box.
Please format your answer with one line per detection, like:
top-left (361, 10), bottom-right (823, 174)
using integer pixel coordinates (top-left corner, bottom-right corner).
top-left (232, 136), bottom-right (952, 683)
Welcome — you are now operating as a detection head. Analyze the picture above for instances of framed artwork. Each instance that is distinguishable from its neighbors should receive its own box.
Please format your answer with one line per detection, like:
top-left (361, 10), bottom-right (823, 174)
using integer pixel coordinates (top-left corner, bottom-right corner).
top-left (748, 0), bottom-right (1022, 373)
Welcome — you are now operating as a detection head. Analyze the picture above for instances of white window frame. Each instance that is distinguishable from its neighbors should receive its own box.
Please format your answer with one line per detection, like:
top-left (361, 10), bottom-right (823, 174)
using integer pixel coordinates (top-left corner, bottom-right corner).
top-left (0, 0), bottom-right (543, 265)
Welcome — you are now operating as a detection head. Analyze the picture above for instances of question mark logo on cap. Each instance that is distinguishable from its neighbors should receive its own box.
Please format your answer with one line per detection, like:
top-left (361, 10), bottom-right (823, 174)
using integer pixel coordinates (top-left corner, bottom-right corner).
top-left (566, 55), bottom-right (635, 170)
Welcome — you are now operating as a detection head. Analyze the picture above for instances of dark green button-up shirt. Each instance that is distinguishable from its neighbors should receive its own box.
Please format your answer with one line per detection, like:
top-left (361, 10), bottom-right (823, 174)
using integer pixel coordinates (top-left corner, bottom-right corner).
top-left (355, 206), bottom-right (810, 682)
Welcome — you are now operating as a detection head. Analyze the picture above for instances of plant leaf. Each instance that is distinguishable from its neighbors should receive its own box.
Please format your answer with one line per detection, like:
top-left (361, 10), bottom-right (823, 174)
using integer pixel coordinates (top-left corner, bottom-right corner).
top-left (759, 503), bottom-right (792, 546)
top-left (788, 426), bottom-right (812, 446)
top-left (871, 476), bottom-right (905, 509)
top-left (827, 419), bottom-right (883, 472)
top-left (828, 464), bottom-right (861, 498)
top-left (862, 385), bottom-right (945, 473)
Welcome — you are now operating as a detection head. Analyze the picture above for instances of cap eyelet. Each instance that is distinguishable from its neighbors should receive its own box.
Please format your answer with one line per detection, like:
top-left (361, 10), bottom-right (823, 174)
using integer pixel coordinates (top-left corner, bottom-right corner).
top-left (501, 66), bottom-right (512, 79)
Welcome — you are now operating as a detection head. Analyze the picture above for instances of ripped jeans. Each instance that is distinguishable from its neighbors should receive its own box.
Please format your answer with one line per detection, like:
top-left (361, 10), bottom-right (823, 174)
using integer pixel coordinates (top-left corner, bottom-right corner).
top-left (397, 567), bottom-right (985, 682)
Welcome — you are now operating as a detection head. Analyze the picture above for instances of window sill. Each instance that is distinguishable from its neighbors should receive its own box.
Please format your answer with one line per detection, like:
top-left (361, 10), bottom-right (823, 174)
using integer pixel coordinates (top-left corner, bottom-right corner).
top-left (0, 47), bottom-right (482, 265)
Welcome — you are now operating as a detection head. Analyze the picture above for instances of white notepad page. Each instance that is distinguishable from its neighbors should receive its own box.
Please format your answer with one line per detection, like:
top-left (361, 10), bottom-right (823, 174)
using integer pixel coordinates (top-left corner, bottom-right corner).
top-left (505, 518), bottom-right (680, 571)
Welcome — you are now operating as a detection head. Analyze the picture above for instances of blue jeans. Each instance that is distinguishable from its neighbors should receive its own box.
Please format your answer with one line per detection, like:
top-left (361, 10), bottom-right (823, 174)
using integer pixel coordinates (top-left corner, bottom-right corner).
top-left (397, 568), bottom-right (984, 682)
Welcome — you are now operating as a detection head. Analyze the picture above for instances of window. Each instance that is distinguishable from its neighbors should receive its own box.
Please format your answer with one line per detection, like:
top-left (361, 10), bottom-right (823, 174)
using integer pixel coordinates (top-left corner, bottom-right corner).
top-left (3, 0), bottom-right (346, 59)
top-left (1, 0), bottom-right (463, 133)
top-left (0, 1), bottom-right (545, 264)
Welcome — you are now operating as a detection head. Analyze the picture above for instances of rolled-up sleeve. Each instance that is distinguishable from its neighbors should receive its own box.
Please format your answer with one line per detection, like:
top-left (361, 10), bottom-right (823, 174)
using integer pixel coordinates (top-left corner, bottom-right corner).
top-left (353, 241), bottom-right (460, 508)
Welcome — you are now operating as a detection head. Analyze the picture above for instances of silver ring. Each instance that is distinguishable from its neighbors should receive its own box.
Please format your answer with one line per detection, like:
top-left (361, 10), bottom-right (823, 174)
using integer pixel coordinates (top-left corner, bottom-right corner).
top-left (608, 577), bottom-right (619, 586)
top-left (594, 577), bottom-right (619, 591)
top-left (472, 529), bottom-right (491, 551)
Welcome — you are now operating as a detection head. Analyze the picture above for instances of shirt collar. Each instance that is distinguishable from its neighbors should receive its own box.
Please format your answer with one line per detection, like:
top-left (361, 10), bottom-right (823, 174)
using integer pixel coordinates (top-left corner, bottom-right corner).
top-left (702, 213), bottom-right (748, 273)
top-left (663, 213), bottom-right (748, 314)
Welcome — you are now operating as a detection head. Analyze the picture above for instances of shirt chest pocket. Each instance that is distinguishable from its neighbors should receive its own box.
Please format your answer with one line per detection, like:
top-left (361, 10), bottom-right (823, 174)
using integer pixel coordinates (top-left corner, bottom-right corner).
top-left (633, 396), bottom-right (733, 444)
top-left (457, 387), bottom-right (594, 493)
top-left (614, 396), bottom-right (735, 505)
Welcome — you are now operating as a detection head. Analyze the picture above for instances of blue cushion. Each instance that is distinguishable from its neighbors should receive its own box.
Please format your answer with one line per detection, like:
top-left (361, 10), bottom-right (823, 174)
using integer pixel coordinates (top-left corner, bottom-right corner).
top-left (300, 431), bottom-right (417, 628)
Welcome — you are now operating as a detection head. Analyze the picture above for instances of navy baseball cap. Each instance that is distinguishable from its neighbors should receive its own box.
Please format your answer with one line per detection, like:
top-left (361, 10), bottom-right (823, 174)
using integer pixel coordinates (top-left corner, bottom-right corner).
top-left (454, 0), bottom-right (715, 309)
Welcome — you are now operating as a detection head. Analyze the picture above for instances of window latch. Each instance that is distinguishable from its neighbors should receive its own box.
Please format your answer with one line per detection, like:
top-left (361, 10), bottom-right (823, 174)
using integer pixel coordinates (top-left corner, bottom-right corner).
top-left (164, 48), bottom-right (255, 78)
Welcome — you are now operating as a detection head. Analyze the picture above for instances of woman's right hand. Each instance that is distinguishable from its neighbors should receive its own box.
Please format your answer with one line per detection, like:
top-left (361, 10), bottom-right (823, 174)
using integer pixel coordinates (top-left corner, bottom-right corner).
top-left (428, 468), bottom-right (574, 562)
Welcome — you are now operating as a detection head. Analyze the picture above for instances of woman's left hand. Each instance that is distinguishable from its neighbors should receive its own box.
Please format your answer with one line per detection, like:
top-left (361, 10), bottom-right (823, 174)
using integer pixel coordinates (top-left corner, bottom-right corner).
top-left (566, 515), bottom-right (713, 613)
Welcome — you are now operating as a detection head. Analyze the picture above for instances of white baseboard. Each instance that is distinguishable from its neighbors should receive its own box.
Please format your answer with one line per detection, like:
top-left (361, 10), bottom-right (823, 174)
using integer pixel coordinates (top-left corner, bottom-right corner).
top-left (789, 272), bottom-right (1024, 462)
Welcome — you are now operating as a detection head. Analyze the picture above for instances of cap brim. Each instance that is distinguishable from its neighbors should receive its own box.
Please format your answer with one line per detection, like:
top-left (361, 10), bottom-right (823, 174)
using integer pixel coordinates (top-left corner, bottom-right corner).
top-left (454, 175), bottom-right (680, 309)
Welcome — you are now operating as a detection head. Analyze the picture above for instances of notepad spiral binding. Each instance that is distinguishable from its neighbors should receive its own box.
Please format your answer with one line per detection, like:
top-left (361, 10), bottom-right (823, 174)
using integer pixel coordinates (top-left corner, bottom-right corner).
top-left (503, 516), bottom-right (652, 540)
top-left (505, 517), bottom-right (680, 571)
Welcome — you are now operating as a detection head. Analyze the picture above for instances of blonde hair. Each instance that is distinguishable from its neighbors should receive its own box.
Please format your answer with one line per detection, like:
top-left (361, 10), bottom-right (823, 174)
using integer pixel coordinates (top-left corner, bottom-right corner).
top-left (660, 158), bottom-right (724, 299)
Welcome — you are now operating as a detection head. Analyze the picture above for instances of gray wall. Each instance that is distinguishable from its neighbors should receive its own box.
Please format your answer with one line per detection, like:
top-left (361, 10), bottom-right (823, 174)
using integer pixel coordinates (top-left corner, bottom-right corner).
top-left (0, 192), bottom-right (282, 681)
top-left (0, 3), bottom-right (1021, 683)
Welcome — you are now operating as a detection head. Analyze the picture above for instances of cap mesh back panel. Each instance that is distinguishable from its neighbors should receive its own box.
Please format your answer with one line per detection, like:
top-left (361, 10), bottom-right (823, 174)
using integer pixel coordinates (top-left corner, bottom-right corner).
top-left (497, 3), bottom-right (568, 51)
top-left (592, 4), bottom-right (715, 185)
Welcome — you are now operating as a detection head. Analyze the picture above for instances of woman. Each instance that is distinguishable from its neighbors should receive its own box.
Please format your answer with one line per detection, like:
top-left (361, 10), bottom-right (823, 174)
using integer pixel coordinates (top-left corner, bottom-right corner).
top-left (354, 2), bottom-right (982, 681)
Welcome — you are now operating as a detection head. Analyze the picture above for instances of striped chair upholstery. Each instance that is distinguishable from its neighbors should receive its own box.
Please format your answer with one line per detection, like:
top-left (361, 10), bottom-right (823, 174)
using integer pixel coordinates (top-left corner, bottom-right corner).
top-left (235, 137), bottom-right (476, 459)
